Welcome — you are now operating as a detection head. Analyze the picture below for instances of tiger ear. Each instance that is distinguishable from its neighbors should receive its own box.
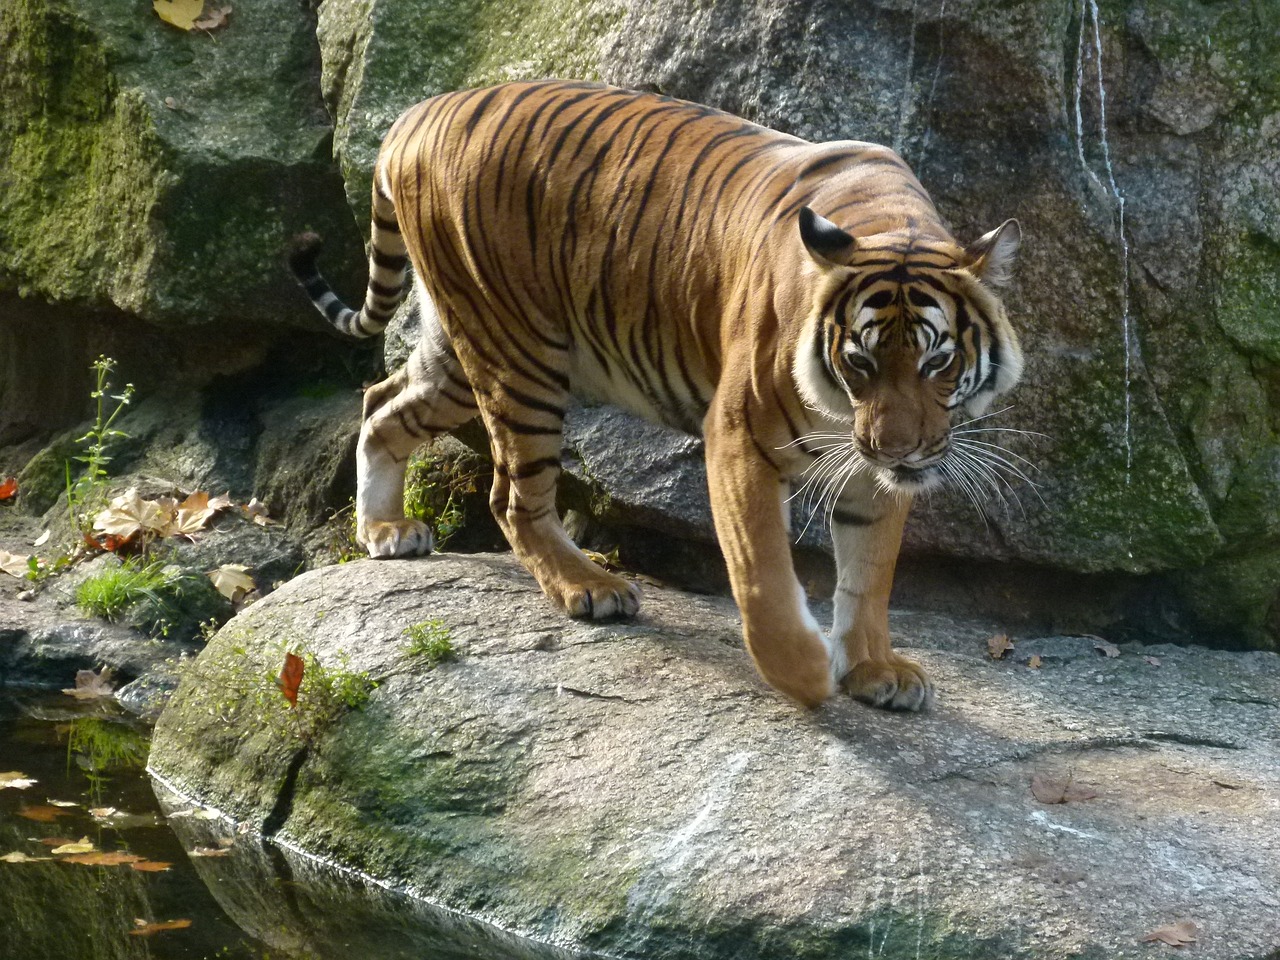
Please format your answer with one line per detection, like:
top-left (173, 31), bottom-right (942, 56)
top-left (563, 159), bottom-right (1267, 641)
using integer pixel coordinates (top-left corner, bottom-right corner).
top-left (964, 218), bottom-right (1021, 287)
top-left (799, 207), bottom-right (857, 266)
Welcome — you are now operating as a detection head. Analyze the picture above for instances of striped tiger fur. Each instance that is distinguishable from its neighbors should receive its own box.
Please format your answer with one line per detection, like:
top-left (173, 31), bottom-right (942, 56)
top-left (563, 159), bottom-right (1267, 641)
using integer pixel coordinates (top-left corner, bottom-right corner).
top-left (290, 79), bottom-right (1023, 710)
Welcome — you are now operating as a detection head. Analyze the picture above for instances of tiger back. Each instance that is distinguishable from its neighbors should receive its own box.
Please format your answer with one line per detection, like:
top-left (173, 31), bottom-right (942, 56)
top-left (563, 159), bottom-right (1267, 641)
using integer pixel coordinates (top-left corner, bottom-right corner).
top-left (291, 79), bottom-right (1023, 710)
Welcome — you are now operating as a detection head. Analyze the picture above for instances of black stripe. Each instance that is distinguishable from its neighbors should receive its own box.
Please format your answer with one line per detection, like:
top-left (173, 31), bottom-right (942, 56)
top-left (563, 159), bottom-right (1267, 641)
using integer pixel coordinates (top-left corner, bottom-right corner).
top-left (832, 508), bottom-right (875, 527)
top-left (493, 415), bottom-right (562, 436)
top-left (372, 249), bottom-right (408, 271)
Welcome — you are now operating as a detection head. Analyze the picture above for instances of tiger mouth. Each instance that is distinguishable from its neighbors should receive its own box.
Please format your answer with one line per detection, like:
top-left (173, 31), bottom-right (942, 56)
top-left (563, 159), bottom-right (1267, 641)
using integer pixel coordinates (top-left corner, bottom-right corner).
top-left (883, 463), bottom-right (944, 492)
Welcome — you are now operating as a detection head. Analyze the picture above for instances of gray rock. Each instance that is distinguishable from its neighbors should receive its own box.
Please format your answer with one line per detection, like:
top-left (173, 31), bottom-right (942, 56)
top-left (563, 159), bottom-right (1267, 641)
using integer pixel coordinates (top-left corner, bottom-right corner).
top-left (150, 554), bottom-right (1280, 960)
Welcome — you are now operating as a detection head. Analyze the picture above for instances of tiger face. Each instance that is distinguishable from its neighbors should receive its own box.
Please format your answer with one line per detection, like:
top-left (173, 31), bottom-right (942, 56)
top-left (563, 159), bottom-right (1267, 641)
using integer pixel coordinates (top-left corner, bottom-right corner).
top-left (794, 207), bottom-right (1023, 495)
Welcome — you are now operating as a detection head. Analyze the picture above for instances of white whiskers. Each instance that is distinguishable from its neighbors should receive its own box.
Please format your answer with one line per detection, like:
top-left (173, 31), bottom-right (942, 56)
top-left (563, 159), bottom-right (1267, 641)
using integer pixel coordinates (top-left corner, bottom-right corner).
top-left (782, 407), bottom-right (1045, 540)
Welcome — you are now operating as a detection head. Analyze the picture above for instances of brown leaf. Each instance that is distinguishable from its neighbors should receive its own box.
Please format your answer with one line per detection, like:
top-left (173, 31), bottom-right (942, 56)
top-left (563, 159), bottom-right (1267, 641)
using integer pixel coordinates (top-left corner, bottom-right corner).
top-left (1140, 920), bottom-right (1198, 947)
top-left (192, 4), bottom-right (231, 30)
top-left (1093, 641), bottom-right (1121, 658)
top-left (63, 851), bottom-right (144, 866)
top-left (130, 918), bottom-right (193, 936)
top-left (1030, 774), bottom-right (1099, 805)
top-left (17, 805), bottom-right (72, 823)
top-left (1027, 654), bottom-right (1043, 670)
top-left (62, 666), bottom-right (115, 701)
top-left (987, 633), bottom-right (1014, 660)
top-left (277, 652), bottom-right (304, 708)
top-left (166, 491), bottom-right (217, 537)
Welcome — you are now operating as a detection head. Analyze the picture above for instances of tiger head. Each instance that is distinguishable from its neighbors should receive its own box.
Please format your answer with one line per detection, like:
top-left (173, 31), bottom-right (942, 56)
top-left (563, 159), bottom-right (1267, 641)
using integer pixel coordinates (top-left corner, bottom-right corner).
top-left (793, 207), bottom-right (1023, 494)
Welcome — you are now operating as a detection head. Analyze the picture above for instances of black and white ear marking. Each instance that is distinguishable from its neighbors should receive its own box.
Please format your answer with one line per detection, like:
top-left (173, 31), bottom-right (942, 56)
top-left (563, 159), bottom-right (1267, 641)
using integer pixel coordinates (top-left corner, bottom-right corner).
top-left (964, 218), bottom-right (1021, 287)
top-left (799, 206), bottom-right (857, 266)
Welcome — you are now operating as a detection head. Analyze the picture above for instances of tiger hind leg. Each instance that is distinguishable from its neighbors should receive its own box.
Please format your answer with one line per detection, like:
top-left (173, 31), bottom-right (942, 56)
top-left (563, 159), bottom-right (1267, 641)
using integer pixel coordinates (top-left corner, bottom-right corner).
top-left (466, 356), bottom-right (640, 620)
top-left (356, 322), bottom-right (478, 558)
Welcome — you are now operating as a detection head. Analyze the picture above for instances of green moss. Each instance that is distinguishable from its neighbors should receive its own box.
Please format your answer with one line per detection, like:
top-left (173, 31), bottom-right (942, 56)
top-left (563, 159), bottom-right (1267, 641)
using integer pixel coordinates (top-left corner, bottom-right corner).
top-left (1215, 232), bottom-right (1280, 366)
top-left (0, 2), bottom-right (164, 309)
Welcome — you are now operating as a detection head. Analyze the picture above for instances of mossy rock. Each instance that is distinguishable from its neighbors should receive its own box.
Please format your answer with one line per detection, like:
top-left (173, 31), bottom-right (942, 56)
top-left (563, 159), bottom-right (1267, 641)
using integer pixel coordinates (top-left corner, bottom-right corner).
top-left (0, 0), bottom-right (364, 325)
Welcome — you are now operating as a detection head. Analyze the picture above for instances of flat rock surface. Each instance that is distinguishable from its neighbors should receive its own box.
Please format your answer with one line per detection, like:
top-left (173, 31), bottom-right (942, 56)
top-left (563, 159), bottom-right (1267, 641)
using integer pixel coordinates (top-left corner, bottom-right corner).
top-left (149, 553), bottom-right (1280, 960)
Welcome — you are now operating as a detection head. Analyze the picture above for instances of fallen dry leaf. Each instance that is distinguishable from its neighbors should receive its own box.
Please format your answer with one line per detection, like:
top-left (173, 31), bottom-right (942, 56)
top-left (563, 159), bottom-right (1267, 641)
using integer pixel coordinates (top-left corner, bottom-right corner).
top-left (94, 489), bottom-right (170, 540)
top-left (88, 807), bottom-right (117, 819)
top-left (130, 859), bottom-right (173, 872)
top-left (63, 666), bottom-right (115, 701)
top-left (1140, 920), bottom-right (1198, 947)
top-left (1143, 655), bottom-right (1162, 666)
top-left (1030, 774), bottom-right (1099, 805)
top-left (130, 918), bottom-right (193, 936)
top-left (0, 476), bottom-right (17, 500)
top-left (1, 851), bottom-right (51, 863)
top-left (152, 0), bottom-right (203, 30)
top-left (63, 850), bottom-right (144, 867)
top-left (50, 837), bottom-right (96, 855)
top-left (193, 4), bottom-right (232, 30)
top-left (0, 550), bottom-right (31, 578)
top-left (47, 799), bottom-right (78, 808)
top-left (987, 633), bottom-right (1014, 660)
top-left (188, 845), bottom-right (232, 857)
top-left (38, 837), bottom-right (76, 847)
top-left (17, 805), bottom-right (72, 823)
top-left (207, 564), bottom-right (254, 603)
top-left (0, 771), bottom-right (37, 790)
top-left (245, 497), bottom-right (272, 525)
top-left (277, 651), bottom-right (305, 708)
top-left (1093, 640), bottom-right (1121, 659)
top-left (168, 491), bottom-right (217, 537)
top-left (32, 528), bottom-right (51, 547)
top-left (208, 492), bottom-right (234, 511)
top-left (1027, 654), bottom-right (1043, 670)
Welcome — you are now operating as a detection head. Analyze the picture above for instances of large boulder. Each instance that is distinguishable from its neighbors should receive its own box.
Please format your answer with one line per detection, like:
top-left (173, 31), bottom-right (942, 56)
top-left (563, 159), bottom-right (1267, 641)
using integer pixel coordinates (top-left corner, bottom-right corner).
top-left (315, 0), bottom-right (1280, 649)
top-left (149, 554), bottom-right (1280, 960)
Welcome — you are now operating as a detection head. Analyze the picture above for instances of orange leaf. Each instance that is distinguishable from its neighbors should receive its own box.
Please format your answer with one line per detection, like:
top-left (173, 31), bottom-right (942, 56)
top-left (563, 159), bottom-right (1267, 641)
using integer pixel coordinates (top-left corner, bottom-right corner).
top-left (63, 851), bottom-right (143, 866)
top-left (0, 477), bottom-right (17, 500)
top-left (130, 919), bottom-right (193, 936)
top-left (130, 859), bottom-right (173, 872)
top-left (277, 652), bottom-right (304, 708)
top-left (17, 805), bottom-right (71, 823)
top-left (1027, 654), bottom-right (1043, 670)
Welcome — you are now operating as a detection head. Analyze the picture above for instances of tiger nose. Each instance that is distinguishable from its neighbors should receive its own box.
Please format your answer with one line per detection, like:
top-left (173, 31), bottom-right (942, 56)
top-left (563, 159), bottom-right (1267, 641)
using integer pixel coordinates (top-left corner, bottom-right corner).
top-left (858, 435), bottom-right (918, 463)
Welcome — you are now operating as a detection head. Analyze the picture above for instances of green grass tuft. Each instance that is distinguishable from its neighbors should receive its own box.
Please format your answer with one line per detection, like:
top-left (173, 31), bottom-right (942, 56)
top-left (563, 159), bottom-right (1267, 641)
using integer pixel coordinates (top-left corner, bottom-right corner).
top-left (402, 619), bottom-right (455, 666)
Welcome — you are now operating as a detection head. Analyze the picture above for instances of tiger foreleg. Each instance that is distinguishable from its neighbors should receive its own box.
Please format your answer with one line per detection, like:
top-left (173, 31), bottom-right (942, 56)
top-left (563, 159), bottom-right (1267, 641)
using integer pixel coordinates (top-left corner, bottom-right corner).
top-left (704, 401), bottom-right (838, 708)
top-left (828, 487), bottom-right (934, 711)
top-left (473, 384), bottom-right (641, 620)
top-left (355, 345), bottom-right (479, 558)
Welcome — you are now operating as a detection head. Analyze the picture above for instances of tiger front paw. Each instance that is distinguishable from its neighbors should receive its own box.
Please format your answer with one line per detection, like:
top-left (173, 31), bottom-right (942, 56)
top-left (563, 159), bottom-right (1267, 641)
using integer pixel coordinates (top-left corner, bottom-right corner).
top-left (553, 572), bottom-right (641, 620)
top-left (842, 655), bottom-right (934, 712)
top-left (359, 518), bottom-right (434, 558)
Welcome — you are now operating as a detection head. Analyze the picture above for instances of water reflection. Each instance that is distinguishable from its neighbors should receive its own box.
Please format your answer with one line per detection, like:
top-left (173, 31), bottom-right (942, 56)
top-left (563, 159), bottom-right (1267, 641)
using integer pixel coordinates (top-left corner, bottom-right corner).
top-left (0, 692), bottom-right (584, 960)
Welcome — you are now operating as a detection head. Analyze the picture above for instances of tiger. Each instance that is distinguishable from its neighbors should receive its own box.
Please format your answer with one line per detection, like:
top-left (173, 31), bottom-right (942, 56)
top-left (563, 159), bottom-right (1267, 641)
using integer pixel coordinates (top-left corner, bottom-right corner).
top-left (290, 79), bottom-right (1023, 711)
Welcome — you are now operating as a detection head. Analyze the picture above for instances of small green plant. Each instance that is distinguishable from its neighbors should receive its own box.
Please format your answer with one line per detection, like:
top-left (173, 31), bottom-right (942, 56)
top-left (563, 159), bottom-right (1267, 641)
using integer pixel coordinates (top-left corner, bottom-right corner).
top-left (75, 557), bottom-right (173, 622)
top-left (401, 618), bottom-right (454, 666)
top-left (74, 557), bottom-right (225, 639)
top-left (403, 448), bottom-right (477, 550)
top-left (66, 356), bottom-right (135, 534)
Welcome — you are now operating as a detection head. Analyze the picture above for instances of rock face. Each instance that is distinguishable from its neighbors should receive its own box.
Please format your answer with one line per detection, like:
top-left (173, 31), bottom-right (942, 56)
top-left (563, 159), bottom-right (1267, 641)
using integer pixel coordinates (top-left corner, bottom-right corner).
top-left (149, 554), bottom-right (1280, 960)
